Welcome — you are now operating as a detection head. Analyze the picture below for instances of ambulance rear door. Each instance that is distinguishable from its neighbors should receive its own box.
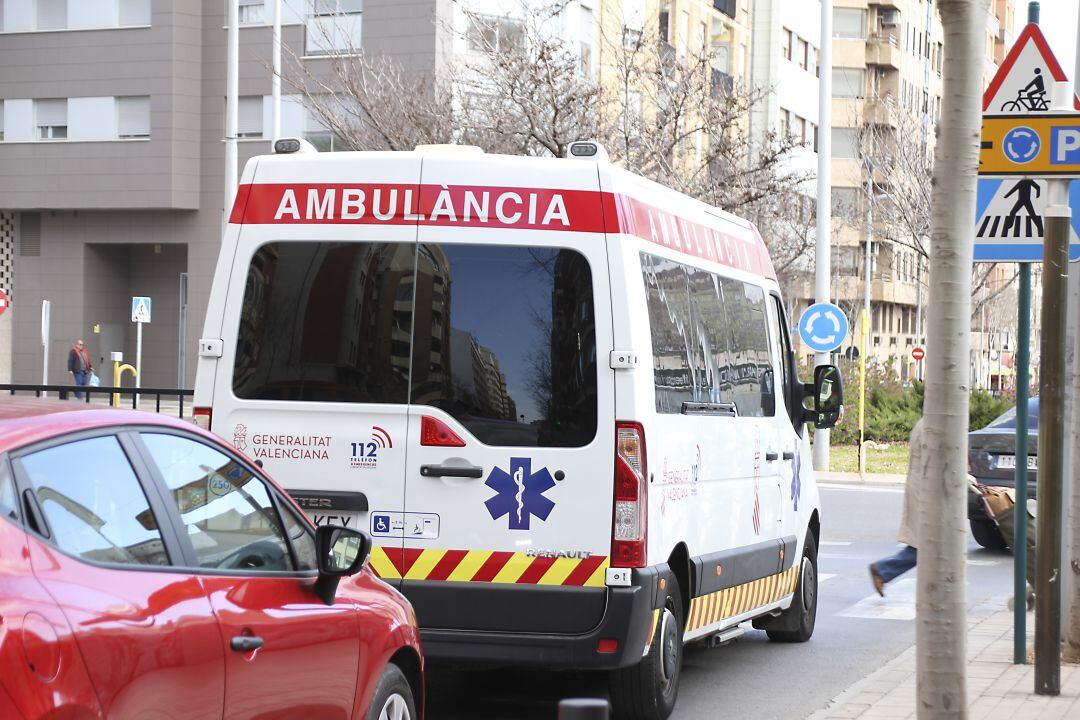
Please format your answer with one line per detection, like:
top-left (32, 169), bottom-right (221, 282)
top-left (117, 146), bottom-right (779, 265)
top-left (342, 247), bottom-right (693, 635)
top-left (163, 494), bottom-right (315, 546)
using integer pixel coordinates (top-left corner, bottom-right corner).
top-left (398, 154), bottom-right (616, 633)
top-left (210, 153), bottom-right (422, 587)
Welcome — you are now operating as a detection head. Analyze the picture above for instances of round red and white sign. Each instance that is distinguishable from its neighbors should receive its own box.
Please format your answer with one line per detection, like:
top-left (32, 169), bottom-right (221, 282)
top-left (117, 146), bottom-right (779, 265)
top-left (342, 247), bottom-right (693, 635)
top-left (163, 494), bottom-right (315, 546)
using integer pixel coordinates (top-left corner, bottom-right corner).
top-left (0, 290), bottom-right (10, 316)
top-left (912, 347), bottom-right (925, 361)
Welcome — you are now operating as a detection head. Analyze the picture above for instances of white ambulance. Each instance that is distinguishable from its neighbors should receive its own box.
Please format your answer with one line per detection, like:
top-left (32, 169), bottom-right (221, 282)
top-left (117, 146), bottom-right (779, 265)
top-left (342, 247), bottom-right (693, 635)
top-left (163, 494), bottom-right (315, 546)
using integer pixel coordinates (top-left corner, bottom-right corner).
top-left (194, 139), bottom-right (843, 719)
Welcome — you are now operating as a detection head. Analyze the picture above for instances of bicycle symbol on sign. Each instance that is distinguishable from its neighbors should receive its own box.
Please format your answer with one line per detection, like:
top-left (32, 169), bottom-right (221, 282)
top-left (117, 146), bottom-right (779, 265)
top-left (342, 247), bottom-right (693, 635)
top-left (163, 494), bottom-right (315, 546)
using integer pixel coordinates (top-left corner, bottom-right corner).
top-left (1000, 68), bottom-right (1049, 112)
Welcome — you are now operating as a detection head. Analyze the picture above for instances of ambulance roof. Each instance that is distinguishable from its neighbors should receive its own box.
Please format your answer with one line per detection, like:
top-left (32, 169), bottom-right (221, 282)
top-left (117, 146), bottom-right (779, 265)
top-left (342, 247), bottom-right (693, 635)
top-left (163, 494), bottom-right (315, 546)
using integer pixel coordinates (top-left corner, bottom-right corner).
top-left (229, 147), bottom-right (776, 282)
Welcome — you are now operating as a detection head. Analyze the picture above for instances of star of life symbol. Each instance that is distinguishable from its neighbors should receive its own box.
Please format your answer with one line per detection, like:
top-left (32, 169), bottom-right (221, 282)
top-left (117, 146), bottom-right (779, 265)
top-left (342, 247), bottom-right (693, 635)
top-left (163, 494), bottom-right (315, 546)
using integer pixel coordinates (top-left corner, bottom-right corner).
top-left (484, 457), bottom-right (556, 530)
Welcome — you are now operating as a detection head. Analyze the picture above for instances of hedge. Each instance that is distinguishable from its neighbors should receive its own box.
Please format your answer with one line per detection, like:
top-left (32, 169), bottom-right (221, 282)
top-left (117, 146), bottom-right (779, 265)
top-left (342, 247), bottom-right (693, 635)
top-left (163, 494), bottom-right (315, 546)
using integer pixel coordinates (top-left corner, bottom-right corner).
top-left (800, 357), bottom-right (1016, 444)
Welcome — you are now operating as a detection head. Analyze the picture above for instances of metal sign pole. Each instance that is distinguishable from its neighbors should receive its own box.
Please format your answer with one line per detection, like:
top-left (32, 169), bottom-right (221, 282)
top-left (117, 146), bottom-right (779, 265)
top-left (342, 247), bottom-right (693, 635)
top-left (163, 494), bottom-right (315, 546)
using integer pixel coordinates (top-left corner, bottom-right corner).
top-left (40, 300), bottom-right (50, 398)
top-left (1036, 176), bottom-right (1070, 695)
top-left (135, 320), bottom-right (143, 408)
top-left (1014, 262), bottom-right (1031, 665)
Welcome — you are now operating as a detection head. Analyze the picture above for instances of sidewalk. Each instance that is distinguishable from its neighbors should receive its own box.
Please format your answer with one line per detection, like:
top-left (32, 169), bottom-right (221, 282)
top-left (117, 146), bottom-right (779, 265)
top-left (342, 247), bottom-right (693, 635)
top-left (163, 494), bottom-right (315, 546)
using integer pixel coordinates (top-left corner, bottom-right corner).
top-left (818, 471), bottom-right (907, 485)
top-left (808, 609), bottom-right (1080, 719)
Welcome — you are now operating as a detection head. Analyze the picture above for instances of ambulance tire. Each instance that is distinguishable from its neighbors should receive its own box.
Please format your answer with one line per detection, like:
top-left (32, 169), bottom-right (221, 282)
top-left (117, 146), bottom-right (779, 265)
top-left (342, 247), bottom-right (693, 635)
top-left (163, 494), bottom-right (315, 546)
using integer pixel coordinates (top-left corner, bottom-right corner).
top-left (609, 575), bottom-right (684, 720)
top-left (766, 531), bottom-right (817, 643)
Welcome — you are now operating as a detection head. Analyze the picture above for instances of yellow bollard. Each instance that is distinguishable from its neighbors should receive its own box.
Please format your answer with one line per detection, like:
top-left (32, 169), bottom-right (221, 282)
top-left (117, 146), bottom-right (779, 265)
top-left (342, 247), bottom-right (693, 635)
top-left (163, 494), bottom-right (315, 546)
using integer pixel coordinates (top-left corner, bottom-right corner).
top-left (113, 362), bottom-right (137, 407)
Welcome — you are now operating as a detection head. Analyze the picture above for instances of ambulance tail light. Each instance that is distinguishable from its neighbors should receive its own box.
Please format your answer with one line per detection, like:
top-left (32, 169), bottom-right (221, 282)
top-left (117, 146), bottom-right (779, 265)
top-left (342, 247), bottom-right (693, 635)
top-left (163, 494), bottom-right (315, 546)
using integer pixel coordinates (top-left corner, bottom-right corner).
top-left (612, 421), bottom-right (647, 568)
top-left (193, 407), bottom-right (212, 431)
top-left (421, 415), bottom-right (466, 447)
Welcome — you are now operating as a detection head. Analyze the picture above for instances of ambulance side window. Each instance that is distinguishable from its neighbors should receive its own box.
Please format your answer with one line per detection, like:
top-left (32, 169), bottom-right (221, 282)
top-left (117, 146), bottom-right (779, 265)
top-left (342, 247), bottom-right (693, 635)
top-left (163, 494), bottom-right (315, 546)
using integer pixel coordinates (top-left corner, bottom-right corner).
top-left (722, 278), bottom-right (772, 417)
top-left (232, 242), bottom-right (414, 404)
top-left (411, 244), bottom-right (597, 448)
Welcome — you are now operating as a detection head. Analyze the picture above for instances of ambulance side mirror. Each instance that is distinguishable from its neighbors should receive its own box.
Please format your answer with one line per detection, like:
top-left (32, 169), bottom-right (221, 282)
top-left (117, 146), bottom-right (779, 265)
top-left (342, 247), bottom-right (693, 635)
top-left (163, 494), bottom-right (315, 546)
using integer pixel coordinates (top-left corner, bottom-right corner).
top-left (802, 365), bottom-right (844, 429)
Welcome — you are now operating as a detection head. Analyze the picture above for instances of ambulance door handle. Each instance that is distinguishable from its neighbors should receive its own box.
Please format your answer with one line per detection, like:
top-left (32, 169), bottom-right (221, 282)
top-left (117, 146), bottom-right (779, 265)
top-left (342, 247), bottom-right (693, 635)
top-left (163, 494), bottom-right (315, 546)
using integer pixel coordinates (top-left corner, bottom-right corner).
top-left (420, 464), bottom-right (483, 479)
top-left (782, 450), bottom-right (795, 460)
top-left (765, 451), bottom-right (779, 462)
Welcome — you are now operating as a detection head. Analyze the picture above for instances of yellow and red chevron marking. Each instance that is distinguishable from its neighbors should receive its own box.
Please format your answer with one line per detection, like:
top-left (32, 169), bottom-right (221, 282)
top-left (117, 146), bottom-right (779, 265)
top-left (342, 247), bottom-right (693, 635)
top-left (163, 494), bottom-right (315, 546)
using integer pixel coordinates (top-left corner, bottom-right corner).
top-left (685, 563), bottom-right (801, 635)
top-left (641, 608), bottom-right (661, 656)
top-left (368, 546), bottom-right (609, 587)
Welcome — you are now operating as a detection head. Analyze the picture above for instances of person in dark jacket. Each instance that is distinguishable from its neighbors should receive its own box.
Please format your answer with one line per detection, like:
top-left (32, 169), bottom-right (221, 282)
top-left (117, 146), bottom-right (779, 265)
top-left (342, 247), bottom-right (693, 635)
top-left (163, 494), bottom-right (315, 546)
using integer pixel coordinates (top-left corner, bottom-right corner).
top-left (67, 340), bottom-right (93, 399)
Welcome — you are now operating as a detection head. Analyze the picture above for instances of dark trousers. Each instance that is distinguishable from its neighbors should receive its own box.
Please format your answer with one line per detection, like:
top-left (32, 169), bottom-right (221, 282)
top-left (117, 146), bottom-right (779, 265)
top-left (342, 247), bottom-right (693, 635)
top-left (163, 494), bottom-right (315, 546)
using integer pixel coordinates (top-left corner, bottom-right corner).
top-left (72, 370), bottom-right (87, 399)
top-left (875, 545), bottom-right (918, 583)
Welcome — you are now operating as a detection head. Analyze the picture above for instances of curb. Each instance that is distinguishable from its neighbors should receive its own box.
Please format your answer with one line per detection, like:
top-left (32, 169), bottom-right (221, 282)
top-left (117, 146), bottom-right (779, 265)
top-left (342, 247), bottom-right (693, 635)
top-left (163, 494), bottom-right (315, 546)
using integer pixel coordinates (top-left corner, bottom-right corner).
top-left (817, 471), bottom-right (907, 486)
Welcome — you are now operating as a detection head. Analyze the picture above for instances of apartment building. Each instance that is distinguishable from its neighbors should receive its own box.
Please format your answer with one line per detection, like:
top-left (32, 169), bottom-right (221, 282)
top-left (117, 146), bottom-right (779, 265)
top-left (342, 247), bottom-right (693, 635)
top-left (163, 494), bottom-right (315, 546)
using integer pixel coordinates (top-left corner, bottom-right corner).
top-left (749, 0), bottom-right (821, 182)
top-left (788, 0), bottom-right (1014, 381)
top-left (0, 0), bottom-right (605, 388)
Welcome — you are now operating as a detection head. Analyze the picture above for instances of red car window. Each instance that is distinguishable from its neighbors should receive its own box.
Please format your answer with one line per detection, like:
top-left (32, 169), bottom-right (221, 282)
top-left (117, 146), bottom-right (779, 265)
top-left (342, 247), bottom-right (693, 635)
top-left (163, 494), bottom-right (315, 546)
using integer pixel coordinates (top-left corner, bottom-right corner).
top-left (140, 433), bottom-right (296, 572)
top-left (19, 436), bottom-right (168, 566)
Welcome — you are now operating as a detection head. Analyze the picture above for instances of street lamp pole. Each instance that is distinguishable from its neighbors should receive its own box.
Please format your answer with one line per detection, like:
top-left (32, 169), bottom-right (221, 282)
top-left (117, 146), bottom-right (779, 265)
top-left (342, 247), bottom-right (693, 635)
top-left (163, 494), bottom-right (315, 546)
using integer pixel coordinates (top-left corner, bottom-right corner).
top-left (224, 0), bottom-right (239, 234)
top-left (272, 0), bottom-right (282, 141)
top-left (813, 0), bottom-right (833, 472)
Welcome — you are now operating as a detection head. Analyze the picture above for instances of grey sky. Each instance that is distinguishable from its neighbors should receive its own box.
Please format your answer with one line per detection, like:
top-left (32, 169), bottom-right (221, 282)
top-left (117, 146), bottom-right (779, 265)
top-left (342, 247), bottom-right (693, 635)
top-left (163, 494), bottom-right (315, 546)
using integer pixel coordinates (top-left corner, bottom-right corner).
top-left (1037, 0), bottom-right (1078, 80)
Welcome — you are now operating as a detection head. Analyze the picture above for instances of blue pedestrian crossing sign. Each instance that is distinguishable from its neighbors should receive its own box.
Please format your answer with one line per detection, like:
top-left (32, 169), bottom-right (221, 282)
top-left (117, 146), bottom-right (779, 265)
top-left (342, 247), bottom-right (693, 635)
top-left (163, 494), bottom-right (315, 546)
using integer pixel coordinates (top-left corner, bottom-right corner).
top-left (131, 296), bottom-right (152, 324)
top-left (798, 303), bottom-right (848, 353)
top-left (974, 178), bottom-right (1080, 261)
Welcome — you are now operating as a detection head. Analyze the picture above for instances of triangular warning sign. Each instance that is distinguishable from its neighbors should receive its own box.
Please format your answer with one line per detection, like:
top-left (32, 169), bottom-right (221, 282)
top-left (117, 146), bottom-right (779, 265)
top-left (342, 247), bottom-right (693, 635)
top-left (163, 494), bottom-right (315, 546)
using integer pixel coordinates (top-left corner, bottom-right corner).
top-left (983, 23), bottom-right (1080, 113)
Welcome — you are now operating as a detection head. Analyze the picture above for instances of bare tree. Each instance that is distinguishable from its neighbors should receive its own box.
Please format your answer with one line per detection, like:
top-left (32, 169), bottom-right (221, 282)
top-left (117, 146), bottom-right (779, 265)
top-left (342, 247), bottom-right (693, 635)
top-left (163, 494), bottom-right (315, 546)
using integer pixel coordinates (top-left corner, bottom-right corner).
top-left (916, 1), bottom-right (987, 717)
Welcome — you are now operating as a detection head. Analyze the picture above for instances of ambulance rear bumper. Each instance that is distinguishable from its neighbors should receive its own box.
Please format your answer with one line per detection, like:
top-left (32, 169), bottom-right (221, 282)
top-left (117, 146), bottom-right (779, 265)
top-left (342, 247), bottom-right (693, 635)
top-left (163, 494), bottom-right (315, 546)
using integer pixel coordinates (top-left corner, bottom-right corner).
top-left (419, 565), bottom-right (659, 670)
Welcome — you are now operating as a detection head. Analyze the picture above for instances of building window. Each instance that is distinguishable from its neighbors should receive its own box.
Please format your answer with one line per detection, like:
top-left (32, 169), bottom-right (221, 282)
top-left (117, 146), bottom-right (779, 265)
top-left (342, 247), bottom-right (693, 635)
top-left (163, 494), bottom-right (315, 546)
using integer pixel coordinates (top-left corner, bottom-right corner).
top-left (779, 108), bottom-right (790, 137)
top-left (119, 0), bottom-right (151, 26)
top-left (808, 121), bottom-right (818, 151)
top-left (35, 99), bottom-right (67, 140)
top-left (833, 8), bottom-right (867, 39)
top-left (832, 68), bottom-right (865, 99)
top-left (117, 96), bottom-right (150, 139)
top-left (0, 101), bottom-right (4, 141)
top-left (622, 0), bottom-right (644, 48)
top-left (466, 14), bottom-right (524, 54)
top-left (797, 38), bottom-right (808, 70)
top-left (659, 1), bottom-right (670, 44)
top-left (792, 114), bottom-right (806, 144)
top-left (306, 0), bottom-right (362, 56)
top-left (676, 9), bottom-right (689, 56)
top-left (304, 106), bottom-right (342, 151)
top-left (781, 28), bottom-right (792, 61)
top-left (36, 0), bottom-right (66, 30)
top-left (810, 46), bottom-right (819, 76)
top-left (239, 0), bottom-right (264, 24)
top-left (238, 96), bottom-right (263, 138)
top-left (831, 128), bottom-right (858, 159)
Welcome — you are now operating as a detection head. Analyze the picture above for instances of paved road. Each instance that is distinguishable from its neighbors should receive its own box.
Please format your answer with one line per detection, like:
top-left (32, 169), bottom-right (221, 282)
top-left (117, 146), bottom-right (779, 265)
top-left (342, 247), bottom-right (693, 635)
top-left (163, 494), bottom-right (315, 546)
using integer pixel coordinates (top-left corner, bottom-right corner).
top-left (426, 483), bottom-right (1015, 720)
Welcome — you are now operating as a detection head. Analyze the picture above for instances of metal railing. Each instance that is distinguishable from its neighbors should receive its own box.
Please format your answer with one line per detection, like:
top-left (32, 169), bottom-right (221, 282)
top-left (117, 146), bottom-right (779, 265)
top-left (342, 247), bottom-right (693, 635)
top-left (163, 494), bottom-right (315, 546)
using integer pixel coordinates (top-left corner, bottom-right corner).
top-left (0, 384), bottom-right (193, 419)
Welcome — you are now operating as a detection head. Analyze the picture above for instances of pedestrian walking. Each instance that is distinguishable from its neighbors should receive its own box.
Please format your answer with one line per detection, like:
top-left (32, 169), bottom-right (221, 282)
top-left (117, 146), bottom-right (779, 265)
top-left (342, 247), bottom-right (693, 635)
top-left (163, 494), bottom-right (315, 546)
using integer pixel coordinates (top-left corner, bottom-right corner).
top-left (67, 339), bottom-right (93, 400)
top-left (869, 418), bottom-right (926, 596)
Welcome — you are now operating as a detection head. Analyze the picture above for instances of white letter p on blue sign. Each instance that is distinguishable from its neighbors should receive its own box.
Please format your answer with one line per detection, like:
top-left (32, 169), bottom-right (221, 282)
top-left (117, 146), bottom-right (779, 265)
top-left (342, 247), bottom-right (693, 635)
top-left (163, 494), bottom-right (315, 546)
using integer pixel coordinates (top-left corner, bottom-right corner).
top-left (1051, 127), bottom-right (1080, 164)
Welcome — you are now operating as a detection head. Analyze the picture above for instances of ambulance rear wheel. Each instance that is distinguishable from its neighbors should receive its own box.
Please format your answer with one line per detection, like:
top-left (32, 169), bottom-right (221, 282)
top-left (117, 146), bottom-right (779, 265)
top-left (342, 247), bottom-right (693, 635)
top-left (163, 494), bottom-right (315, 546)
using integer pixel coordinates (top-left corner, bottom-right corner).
top-left (766, 531), bottom-right (818, 643)
top-left (609, 576), bottom-right (683, 720)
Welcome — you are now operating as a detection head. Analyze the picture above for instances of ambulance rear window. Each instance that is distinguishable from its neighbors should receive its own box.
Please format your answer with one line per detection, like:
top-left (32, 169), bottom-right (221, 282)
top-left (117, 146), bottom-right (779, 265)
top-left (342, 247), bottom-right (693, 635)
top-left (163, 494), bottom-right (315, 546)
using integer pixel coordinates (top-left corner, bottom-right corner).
top-left (411, 244), bottom-right (597, 448)
top-left (232, 241), bottom-right (598, 446)
top-left (233, 242), bottom-right (414, 403)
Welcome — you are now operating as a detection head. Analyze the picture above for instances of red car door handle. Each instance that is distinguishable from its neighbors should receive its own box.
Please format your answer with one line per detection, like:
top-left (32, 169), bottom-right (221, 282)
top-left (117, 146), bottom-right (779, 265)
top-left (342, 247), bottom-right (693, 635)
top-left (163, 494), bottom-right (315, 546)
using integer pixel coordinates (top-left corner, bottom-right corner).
top-left (230, 635), bottom-right (264, 653)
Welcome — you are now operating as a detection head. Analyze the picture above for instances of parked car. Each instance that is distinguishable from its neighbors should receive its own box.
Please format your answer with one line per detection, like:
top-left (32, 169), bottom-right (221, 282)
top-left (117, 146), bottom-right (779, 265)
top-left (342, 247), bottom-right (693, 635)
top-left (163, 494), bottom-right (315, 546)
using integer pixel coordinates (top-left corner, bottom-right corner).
top-left (968, 397), bottom-right (1038, 549)
top-left (0, 398), bottom-right (422, 720)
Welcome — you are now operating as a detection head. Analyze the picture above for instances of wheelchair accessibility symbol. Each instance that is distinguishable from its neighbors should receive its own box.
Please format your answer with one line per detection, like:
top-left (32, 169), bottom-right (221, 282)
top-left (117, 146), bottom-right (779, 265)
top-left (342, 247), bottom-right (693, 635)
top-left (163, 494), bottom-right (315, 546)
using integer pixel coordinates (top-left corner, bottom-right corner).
top-left (1003, 126), bottom-right (1041, 165)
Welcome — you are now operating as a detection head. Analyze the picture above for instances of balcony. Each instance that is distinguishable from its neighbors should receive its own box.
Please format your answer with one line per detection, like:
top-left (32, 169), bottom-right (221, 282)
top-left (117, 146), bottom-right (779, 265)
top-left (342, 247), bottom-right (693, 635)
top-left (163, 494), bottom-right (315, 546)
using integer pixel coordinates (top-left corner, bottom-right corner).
top-left (866, 33), bottom-right (902, 69)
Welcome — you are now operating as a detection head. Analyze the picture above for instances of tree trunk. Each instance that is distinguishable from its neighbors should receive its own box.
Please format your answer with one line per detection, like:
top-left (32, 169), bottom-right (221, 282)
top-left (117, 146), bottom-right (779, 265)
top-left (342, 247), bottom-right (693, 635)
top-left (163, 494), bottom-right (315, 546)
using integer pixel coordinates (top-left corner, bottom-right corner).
top-left (916, 1), bottom-right (985, 717)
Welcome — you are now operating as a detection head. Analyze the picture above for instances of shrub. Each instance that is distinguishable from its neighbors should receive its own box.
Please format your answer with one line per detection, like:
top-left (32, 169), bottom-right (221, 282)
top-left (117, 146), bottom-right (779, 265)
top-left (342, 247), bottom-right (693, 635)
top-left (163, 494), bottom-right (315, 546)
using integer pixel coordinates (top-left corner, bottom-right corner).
top-left (799, 357), bottom-right (1017, 443)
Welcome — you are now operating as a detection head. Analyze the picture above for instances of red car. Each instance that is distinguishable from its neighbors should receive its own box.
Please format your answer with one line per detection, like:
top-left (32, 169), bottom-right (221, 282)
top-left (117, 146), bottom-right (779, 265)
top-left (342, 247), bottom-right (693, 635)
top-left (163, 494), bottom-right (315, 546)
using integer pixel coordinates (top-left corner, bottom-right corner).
top-left (0, 398), bottom-right (422, 720)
